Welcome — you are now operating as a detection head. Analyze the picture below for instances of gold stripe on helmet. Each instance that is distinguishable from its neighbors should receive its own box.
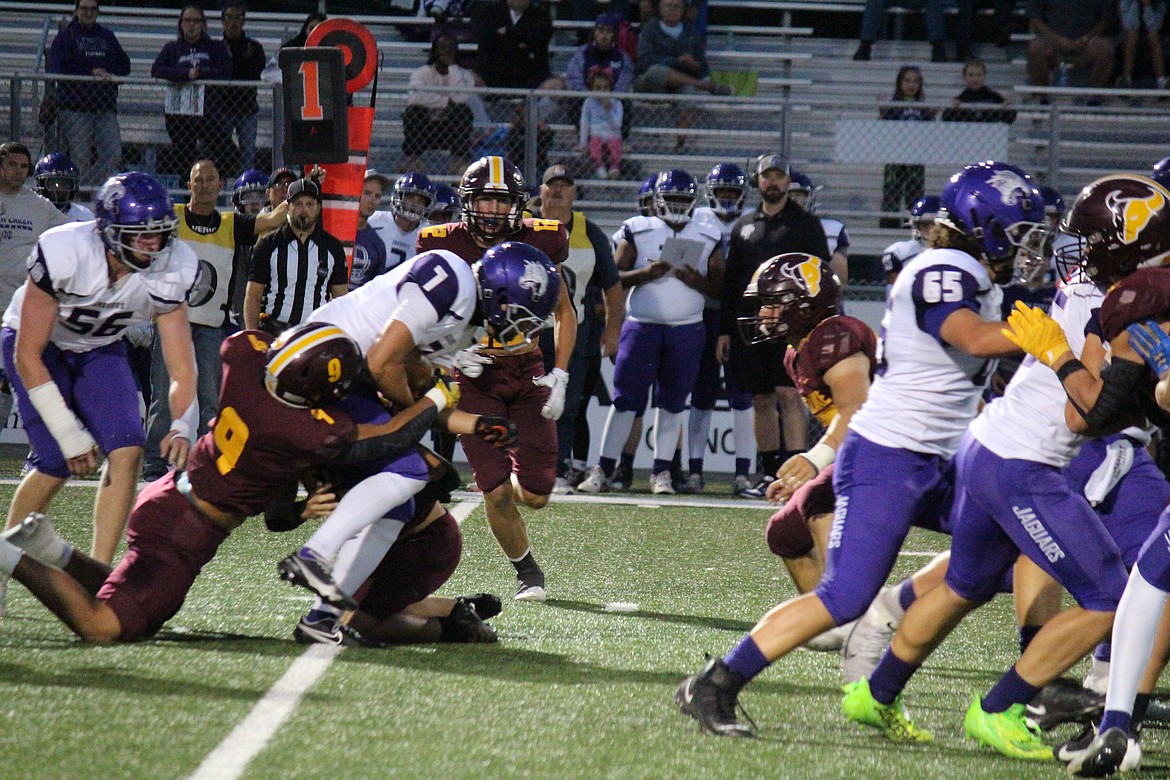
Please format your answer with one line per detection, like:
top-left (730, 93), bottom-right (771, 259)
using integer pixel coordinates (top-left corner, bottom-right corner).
top-left (268, 325), bottom-right (347, 377)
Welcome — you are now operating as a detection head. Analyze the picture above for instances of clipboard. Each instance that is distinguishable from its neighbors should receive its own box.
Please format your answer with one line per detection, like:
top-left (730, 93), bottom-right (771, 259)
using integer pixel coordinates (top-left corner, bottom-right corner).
top-left (658, 237), bottom-right (704, 268)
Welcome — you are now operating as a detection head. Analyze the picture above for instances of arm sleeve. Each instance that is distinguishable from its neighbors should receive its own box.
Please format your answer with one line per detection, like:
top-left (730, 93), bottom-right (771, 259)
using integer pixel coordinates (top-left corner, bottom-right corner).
top-left (262, 477), bottom-right (308, 532)
top-left (333, 406), bottom-right (438, 464)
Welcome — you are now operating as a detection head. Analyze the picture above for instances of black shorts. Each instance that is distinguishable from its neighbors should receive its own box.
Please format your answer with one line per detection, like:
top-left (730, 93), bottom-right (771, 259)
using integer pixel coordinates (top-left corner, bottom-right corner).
top-left (729, 336), bottom-right (793, 395)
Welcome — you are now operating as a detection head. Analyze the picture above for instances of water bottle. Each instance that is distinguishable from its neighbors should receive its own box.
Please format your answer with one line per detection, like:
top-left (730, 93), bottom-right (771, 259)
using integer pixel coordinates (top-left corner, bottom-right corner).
top-left (1055, 62), bottom-right (1071, 88)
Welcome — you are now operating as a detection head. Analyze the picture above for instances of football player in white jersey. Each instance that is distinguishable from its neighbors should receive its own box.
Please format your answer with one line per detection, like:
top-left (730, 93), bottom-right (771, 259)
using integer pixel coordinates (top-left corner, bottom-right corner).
top-left (364, 172), bottom-right (435, 276)
top-left (280, 244), bottom-right (548, 637)
top-left (880, 195), bottom-right (938, 288)
top-left (789, 172), bottom-right (850, 287)
top-left (578, 169), bottom-right (723, 496)
top-left (0, 172), bottom-right (198, 603)
top-left (676, 161), bottom-right (1036, 739)
top-left (684, 163), bottom-right (755, 493)
top-left (34, 153), bottom-right (93, 222)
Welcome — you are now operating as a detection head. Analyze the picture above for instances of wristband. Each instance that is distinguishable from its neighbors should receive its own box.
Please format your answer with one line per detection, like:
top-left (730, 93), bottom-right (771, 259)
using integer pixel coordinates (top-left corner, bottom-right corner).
top-left (424, 386), bottom-right (450, 412)
top-left (800, 441), bottom-right (836, 474)
top-left (27, 382), bottom-right (96, 459)
top-left (169, 399), bottom-right (199, 441)
top-left (1055, 358), bottom-right (1086, 383)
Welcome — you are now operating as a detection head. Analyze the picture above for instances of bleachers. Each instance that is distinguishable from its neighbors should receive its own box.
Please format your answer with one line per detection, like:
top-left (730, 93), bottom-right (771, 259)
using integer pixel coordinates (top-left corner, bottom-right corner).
top-left (2, 2), bottom-right (1167, 264)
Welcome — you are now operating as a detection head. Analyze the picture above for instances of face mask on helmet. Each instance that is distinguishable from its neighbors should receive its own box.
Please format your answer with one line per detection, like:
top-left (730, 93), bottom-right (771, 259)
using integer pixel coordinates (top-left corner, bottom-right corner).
top-left (705, 164), bottom-right (747, 219)
top-left (95, 173), bottom-right (179, 272)
top-left (427, 185), bottom-right (462, 225)
top-left (392, 173), bottom-right (435, 225)
top-left (264, 323), bottom-right (362, 408)
top-left (476, 242), bottom-right (562, 353)
top-left (460, 157), bottom-right (527, 242)
top-left (738, 253), bottom-right (840, 347)
top-left (37, 174), bottom-right (78, 210)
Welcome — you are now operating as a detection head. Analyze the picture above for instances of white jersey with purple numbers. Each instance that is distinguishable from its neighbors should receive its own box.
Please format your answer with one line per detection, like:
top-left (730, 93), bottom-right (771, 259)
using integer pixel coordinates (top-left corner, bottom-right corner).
top-left (881, 238), bottom-right (925, 280)
top-left (849, 248), bottom-right (1002, 456)
top-left (621, 212), bottom-right (720, 326)
top-left (971, 279), bottom-right (1101, 467)
top-left (308, 248), bottom-right (477, 360)
top-left (2, 221), bottom-right (197, 353)
top-left (366, 210), bottom-right (421, 274)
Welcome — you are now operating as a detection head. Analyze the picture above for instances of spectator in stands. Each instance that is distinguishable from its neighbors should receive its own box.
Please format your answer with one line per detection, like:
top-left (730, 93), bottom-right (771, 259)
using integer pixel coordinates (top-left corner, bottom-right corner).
top-left (471, 0), bottom-right (559, 90)
top-left (632, 0), bottom-right (732, 96)
top-left (954, 0), bottom-right (1017, 60)
top-left (261, 12), bottom-right (327, 83)
top-left (402, 34), bottom-right (476, 174)
top-left (218, 0), bottom-right (266, 174)
top-left (151, 5), bottom-right (236, 178)
top-left (942, 58), bottom-right (1016, 122)
top-left (1026, 0), bottom-right (1114, 88)
top-left (565, 13), bottom-right (636, 93)
top-left (46, 0), bottom-right (131, 188)
top-left (854, 0), bottom-right (948, 62)
top-left (878, 65), bottom-right (932, 228)
top-left (1117, 0), bottom-right (1167, 88)
top-left (244, 178), bottom-right (348, 335)
top-left (580, 67), bottom-right (625, 179)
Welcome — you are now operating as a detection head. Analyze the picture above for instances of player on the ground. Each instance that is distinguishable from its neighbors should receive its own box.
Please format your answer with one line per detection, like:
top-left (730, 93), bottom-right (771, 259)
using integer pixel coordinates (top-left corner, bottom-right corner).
top-left (0, 172), bottom-right (199, 592)
top-left (674, 161), bottom-right (1034, 738)
top-left (416, 155), bottom-right (576, 602)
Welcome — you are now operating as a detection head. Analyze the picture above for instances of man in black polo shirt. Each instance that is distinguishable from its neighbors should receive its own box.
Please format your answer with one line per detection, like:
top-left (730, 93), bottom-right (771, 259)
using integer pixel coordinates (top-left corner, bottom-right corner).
top-left (244, 178), bottom-right (349, 334)
top-left (717, 153), bottom-right (830, 497)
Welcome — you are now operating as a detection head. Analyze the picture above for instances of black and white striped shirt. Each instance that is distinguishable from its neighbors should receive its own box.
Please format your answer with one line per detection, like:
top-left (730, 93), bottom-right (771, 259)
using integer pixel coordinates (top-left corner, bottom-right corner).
top-left (249, 223), bottom-right (349, 326)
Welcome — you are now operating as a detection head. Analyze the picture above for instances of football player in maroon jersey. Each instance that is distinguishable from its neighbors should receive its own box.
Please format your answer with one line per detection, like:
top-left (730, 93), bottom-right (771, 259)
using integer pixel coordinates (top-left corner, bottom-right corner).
top-left (417, 156), bottom-right (577, 602)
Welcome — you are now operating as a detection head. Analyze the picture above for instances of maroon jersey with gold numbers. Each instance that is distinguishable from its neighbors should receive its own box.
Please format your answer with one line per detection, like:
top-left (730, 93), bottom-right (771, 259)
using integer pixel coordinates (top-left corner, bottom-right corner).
top-left (784, 315), bottom-right (877, 426)
top-left (185, 330), bottom-right (357, 516)
top-left (416, 219), bottom-right (569, 265)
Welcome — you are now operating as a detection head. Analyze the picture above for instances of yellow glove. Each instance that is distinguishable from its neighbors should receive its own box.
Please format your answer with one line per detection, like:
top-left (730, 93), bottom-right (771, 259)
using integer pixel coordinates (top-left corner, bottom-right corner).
top-left (1001, 300), bottom-right (1071, 367)
top-left (424, 374), bottom-right (461, 412)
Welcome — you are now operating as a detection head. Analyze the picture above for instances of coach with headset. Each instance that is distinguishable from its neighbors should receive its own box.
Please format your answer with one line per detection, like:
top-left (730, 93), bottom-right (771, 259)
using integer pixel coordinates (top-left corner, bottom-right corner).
top-left (717, 153), bottom-right (830, 498)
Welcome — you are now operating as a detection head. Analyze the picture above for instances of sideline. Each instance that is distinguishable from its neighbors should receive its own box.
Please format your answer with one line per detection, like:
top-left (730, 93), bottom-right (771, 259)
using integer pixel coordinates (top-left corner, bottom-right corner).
top-left (186, 498), bottom-right (482, 780)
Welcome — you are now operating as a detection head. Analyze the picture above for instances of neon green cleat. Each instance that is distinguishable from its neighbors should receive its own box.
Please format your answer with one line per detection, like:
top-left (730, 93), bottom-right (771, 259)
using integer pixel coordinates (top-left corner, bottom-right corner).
top-left (841, 679), bottom-right (933, 743)
top-left (963, 696), bottom-right (1053, 760)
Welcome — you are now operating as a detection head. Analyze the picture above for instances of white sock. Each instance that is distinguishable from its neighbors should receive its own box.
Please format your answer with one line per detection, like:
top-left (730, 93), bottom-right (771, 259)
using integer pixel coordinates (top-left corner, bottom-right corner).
top-left (0, 539), bottom-right (23, 575)
top-left (732, 408), bottom-right (755, 463)
top-left (654, 409), bottom-right (683, 466)
top-left (600, 408), bottom-right (636, 462)
top-left (688, 407), bottom-right (713, 462)
top-left (23, 528), bottom-right (72, 569)
top-left (304, 472), bottom-right (425, 560)
top-left (1104, 566), bottom-right (1169, 717)
top-left (332, 516), bottom-right (406, 596)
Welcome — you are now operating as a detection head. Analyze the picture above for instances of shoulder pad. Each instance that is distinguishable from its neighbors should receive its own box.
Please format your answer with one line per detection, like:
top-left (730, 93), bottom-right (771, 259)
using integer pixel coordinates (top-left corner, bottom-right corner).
top-left (624, 215), bottom-right (658, 235)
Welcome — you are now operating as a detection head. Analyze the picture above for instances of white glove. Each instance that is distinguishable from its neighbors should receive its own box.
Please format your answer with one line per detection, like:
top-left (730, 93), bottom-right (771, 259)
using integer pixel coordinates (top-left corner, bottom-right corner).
top-left (451, 344), bottom-right (493, 379)
top-left (533, 367), bottom-right (569, 420)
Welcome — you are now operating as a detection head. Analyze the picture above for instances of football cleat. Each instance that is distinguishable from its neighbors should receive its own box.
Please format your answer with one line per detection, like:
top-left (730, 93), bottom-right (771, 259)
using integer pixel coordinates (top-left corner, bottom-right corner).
top-left (576, 465), bottom-right (610, 494)
top-left (1065, 727), bottom-right (1138, 777)
top-left (841, 679), bottom-right (933, 742)
top-left (801, 620), bottom-right (855, 652)
top-left (278, 547), bottom-right (359, 611)
top-left (552, 476), bottom-right (575, 495)
top-left (964, 696), bottom-right (1053, 760)
top-left (1026, 678), bottom-right (1104, 731)
top-left (515, 571), bottom-right (547, 602)
top-left (675, 657), bottom-right (755, 738)
top-left (732, 475), bottom-right (754, 496)
top-left (1, 512), bottom-right (66, 564)
top-left (650, 471), bottom-right (676, 495)
top-left (438, 600), bottom-right (498, 643)
top-left (682, 473), bottom-right (705, 494)
top-left (294, 613), bottom-right (386, 648)
top-left (843, 586), bottom-right (902, 683)
top-left (457, 592), bottom-right (503, 620)
top-left (610, 462), bottom-right (634, 492)
top-left (737, 475), bottom-right (774, 499)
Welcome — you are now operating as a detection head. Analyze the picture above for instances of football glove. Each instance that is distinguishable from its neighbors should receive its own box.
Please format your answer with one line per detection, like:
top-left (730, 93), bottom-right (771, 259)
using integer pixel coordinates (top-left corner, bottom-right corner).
top-left (533, 367), bottom-right (569, 420)
top-left (474, 415), bottom-right (518, 448)
top-left (1001, 300), bottom-right (1071, 367)
top-left (1127, 320), bottom-right (1170, 378)
top-left (451, 344), bottom-right (493, 379)
top-left (424, 374), bottom-right (461, 412)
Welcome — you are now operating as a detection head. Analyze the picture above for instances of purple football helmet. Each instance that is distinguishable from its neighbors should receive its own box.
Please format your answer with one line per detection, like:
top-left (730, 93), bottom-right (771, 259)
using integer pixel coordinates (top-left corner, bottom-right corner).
top-left (476, 241), bottom-right (561, 353)
top-left (637, 174), bottom-right (658, 217)
top-left (1152, 156), bottom-right (1170, 190)
top-left (94, 172), bottom-right (178, 272)
top-left (427, 183), bottom-right (462, 225)
top-left (232, 168), bottom-right (270, 212)
top-left (787, 171), bottom-right (823, 213)
top-left (34, 152), bottom-right (79, 211)
top-left (907, 194), bottom-right (940, 241)
top-left (705, 163), bottom-right (747, 219)
top-left (937, 161), bottom-right (1046, 283)
top-left (653, 169), bottom-right (699, 227)
top-left (391, 172), bottom-right (435, 224)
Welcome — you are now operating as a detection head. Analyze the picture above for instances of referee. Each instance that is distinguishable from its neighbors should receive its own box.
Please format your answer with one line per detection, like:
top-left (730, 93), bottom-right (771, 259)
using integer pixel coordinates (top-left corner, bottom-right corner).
top-left (244, 178), bottom-right (349, 335)
top-left (717, 153), bottom-right (830, 497)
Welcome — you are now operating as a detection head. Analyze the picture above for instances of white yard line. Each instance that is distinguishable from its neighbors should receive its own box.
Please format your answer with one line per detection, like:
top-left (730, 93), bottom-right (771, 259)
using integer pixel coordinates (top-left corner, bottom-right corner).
top-left (186, 498), bottom-right (481, 780)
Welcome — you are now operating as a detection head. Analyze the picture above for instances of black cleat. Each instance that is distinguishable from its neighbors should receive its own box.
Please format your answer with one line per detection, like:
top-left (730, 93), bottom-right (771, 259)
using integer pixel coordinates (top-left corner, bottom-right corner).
top-left (438, 601), bottom-right (498, 643)
top-left (1066, 727), bottom-right (1137, 777)
top-left (278, 547), bottom-right (359, 611)
top-left (294, 614), bottom-right (386, 648)
top-left (1026, 677), bottom-right (1104, 730)
top-left (457, 592), bottom-right (503, 620)
top-left (675, 657), bottom-right (755, 737)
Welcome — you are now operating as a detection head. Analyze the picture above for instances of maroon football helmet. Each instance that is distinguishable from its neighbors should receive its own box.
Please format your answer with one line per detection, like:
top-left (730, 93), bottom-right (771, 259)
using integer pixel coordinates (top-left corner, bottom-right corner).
top-left (458, 156), bottom-right (527, 243)
top-left (739, 253), bottom-right (840, 346)
top-left (1057, 174), bottom-right (1170, 287)
top-left (264, 322), bottom-right (362, 408)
